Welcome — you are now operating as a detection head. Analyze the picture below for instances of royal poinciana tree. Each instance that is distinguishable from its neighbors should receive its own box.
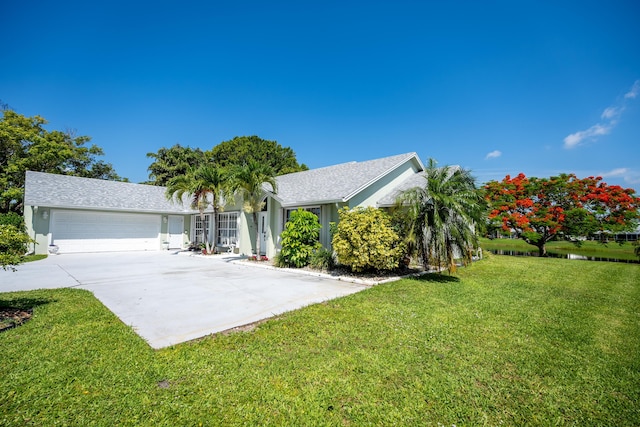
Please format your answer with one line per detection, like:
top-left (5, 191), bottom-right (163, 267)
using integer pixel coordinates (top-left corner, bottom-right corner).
top-left (484, 173), bottom-right (640, 256)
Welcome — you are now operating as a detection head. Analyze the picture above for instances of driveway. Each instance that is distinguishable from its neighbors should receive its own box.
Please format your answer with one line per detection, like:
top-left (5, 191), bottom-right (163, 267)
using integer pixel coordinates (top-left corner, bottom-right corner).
top-left (0, 252), bottom-right (366, 348)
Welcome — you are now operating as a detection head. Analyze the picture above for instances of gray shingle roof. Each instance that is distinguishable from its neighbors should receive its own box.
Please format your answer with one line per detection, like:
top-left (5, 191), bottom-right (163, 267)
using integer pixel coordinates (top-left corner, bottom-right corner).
top-left (24, 171), bottom-right (194, 213)
top-left (271, 152), bottom-right (423, 207)
top-left (24, 152), bottom-right (427, 213)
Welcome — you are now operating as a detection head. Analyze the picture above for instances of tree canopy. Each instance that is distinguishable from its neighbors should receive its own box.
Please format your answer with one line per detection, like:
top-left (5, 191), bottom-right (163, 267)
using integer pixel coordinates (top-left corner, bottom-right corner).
top-left (484, 173), bottom-right (640, 256)
top-left (146, 136), bottom-right (307, 187)
top-left (0, 108), bottom-right (123, 214)
top-left (210, 136), bottom-right (308, 175)
top-left (146, 144), bottom-right (206, 186)
top-left (165, 165), bottom-right (230, 254)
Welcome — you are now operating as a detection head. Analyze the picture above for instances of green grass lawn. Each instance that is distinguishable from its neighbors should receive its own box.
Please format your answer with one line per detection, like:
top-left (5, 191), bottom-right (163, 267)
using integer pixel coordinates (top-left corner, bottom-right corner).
top-left (24, 254), bottom-right (48, 263)
top-left (480, 237), bottom-right (640, 261)
top-left (1, 255), bottom-right (639, 425)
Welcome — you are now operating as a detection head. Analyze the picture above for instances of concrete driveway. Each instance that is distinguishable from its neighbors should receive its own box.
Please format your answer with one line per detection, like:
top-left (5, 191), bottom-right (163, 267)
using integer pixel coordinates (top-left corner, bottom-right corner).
top-left (0, 251), bottom-right (366, 348)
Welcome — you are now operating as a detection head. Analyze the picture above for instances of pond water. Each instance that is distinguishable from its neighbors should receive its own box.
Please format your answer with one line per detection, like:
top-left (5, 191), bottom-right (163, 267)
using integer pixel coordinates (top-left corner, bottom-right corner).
top-left (488, 250), bottom-right (640, 264)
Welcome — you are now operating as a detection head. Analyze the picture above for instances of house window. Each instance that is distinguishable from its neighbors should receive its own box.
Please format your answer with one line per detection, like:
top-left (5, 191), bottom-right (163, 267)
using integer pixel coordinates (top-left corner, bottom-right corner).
top-left (193, 214), bottom-right (211, 244)
top-left (284, 206), bottom-right (321, 224)
top-left (217, 212), bottom-right (239, 246)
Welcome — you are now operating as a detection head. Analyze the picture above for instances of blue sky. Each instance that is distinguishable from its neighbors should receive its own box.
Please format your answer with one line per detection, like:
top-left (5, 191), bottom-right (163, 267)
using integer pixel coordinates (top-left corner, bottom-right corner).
top-left (2, 1), bottom-right (639, 190)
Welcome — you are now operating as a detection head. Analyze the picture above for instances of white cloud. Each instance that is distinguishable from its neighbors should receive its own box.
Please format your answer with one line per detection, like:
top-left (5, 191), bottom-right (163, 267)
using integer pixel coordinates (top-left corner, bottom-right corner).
top-left (564, 79), bottom-right (639, 149)
top-left (563, 123), bottom-right (611, 149)
top-left (624, 80), bottom-right (640, 99)
top-left (485, 150), bottom-right (502, 160)
top-left (595, 168), bottom-right (640, 187)
top-left (601, 106), bottom-right (622, 120)
top-left (599, 167), bottom-right (627, 177)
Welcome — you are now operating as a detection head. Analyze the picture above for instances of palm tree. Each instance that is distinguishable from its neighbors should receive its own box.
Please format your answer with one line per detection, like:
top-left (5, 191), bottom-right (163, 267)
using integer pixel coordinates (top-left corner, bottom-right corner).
top-left (165, 165), bottom-right (230, 254)
top-left (398, 159), bottom-right (486, 272)
top-left (229, 160), bottom-right (277, 258)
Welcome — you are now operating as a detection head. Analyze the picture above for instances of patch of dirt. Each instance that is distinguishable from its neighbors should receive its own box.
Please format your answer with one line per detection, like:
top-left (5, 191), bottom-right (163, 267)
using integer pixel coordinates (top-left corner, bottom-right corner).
top-left (300, 264), bottom-right (425, 284)
top-left (242, 258), bottom-right (425, 284)
top-left (0, 307), bottom-right (33, 332)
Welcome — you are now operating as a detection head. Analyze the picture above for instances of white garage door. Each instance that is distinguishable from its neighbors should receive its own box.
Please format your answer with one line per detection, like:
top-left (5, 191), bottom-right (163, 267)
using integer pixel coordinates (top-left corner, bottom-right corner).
top-left (51, 210), bottom-right (161, 253)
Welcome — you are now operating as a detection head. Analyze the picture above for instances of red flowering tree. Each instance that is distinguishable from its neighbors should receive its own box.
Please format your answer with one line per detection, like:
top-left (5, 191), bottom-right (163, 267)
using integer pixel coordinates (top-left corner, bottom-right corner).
top-left (484, 173), bottom-right (640, 256)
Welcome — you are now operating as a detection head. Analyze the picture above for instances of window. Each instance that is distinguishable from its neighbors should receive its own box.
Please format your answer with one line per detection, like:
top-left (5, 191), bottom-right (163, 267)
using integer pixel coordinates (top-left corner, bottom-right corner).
top-left (284, 207), bottom-right (321, 224)
top-left (193, 214), bottom-right (211, 245)
top-left (217, 212), bottom-right (239, 246)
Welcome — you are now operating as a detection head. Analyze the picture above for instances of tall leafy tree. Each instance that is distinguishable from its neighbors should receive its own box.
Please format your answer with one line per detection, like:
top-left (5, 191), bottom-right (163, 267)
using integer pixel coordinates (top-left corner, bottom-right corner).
top-left (0, 108), bottom-right (122, 214)
top-left (484, 173), bottom-right (640, 256)
top-left (228, 159), bottom-right (277, 257)
top-left (165, 165), bottom-right (230, 254)
top-left (146, 144), bottom-right (206, 186)
top-left (277, 208), bottom-right (322, 268)
top-left (209, 136), bottom-right (307, 175)
top-left (398, 159), bottom-right (485, 272)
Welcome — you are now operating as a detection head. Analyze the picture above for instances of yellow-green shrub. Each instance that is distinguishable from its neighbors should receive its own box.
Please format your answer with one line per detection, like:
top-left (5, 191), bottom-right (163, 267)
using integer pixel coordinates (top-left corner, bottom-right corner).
top-left (332, 207), bottom-right (404, 272)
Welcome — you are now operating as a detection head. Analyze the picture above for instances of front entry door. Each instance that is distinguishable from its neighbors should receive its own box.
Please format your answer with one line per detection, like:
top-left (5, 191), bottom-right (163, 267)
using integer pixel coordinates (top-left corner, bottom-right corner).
top-left (258, 212), bottom-right (267, 255)
top-left (168, 216), bottom-right (184, 249)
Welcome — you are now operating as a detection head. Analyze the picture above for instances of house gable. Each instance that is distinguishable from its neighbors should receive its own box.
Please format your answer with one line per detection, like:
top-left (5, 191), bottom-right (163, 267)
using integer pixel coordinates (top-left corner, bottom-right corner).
top-left (270, 152), bottom-right (424, 207)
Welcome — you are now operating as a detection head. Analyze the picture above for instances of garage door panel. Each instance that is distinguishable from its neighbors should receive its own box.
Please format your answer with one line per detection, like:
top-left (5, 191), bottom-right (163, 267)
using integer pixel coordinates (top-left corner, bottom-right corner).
top-left (51, 210), bottom-right (161, 253)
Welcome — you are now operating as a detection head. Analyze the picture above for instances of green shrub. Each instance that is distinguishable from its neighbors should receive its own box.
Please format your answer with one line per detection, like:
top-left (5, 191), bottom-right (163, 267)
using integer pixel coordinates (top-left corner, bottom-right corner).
top-left (309, 247), bottom-right (336, 270)
top-left (0, 212), bottom-right (26, 231)
top-left (0, 224), bottom-right (34, 271)
top-left (332, 207), bottom-right (405, 272)
top-left (272, 253), bottom-right (286, 268)
top-left (278, 209), bottom-right (322, 268)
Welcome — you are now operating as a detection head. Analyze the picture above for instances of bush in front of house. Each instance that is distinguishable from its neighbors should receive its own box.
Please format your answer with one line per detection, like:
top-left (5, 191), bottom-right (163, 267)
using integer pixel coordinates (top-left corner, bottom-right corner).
top-left (332, 207), bottom-right (405, 272)
top-left (276, 208), bottom-right (322, 268)
top-left (309, 247), bottom-right (336, 270)
top-left (0, 224), bottom-right (33, 271)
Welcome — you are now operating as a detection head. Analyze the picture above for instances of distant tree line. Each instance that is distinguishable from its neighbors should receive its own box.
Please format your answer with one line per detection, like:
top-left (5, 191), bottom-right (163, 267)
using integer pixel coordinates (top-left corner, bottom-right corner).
top-left (145, 136), bottom-right (308, 186)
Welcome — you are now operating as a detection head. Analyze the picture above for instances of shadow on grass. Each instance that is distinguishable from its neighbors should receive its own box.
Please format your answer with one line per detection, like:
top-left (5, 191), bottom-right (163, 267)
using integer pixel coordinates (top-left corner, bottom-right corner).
top-left (1, 294), bottom-right (54, 332)
top-left (410, 273), bottom-right (461, 283)
top-left (0, 295), bottom-right (55, 310)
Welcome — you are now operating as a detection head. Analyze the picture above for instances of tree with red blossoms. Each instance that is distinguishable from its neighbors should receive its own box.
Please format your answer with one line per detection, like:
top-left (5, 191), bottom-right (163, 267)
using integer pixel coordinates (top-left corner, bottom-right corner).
top-left (484, 173), bottom-right (640, 256)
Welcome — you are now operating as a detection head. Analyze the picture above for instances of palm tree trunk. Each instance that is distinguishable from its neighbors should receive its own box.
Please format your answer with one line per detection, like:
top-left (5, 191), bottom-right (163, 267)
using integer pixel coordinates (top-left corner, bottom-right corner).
top-left (200, 211), bottom-right (211, 255)
top-left (253, 211), bottom-right (260, 257)
top-left (211, 206), bottom-right (218, 254)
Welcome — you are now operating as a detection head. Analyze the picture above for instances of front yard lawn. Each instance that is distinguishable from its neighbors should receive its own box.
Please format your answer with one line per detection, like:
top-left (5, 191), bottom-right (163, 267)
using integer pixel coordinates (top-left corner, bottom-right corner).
top-left (1, 255), bottom-right (638, 425)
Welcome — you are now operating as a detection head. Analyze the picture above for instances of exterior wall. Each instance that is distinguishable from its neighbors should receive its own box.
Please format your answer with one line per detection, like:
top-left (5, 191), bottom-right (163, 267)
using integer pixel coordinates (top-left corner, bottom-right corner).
top-left (321, 202), bottom-right (347, 250)
top-left (25, 205), bottom-right (51, 255)
top-left (160, 214), bottom-right (191, 249)
top-left (271, 197), bottom-right (285, 252)
top-left (267, 198), bottom-right (282, 258)
top-left (237, 201), bottom-right (277, 258)
top-left (25, 204), bottom-right (192, 255)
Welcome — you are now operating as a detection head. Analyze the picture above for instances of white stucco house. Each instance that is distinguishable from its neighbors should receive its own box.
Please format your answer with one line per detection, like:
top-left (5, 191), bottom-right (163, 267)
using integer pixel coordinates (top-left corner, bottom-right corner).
top-left (24, 152), bottom-right (427, 257)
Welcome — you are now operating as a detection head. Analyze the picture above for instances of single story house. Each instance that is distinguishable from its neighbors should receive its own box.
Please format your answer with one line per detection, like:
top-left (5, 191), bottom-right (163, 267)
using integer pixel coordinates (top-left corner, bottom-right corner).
top-left (24, 152), bottom-right (427, 257)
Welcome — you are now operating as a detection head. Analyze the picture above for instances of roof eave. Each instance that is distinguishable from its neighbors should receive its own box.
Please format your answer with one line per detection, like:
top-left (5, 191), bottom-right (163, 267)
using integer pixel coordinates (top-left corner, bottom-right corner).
top-left (24, 202), bottom-right (197, 215)
top-left (280, 198), bottom-right (345, 208)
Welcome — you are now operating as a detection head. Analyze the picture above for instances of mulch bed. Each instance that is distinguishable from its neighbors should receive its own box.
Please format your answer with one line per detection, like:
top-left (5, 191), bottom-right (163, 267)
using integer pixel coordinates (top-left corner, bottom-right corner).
top-left (0, 308), bottom-right (33, 332)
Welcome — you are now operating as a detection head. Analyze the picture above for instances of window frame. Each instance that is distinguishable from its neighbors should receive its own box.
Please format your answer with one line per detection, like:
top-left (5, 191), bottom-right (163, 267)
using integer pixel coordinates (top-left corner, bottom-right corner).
top-left (216, 211), bottom-right (239, 247)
